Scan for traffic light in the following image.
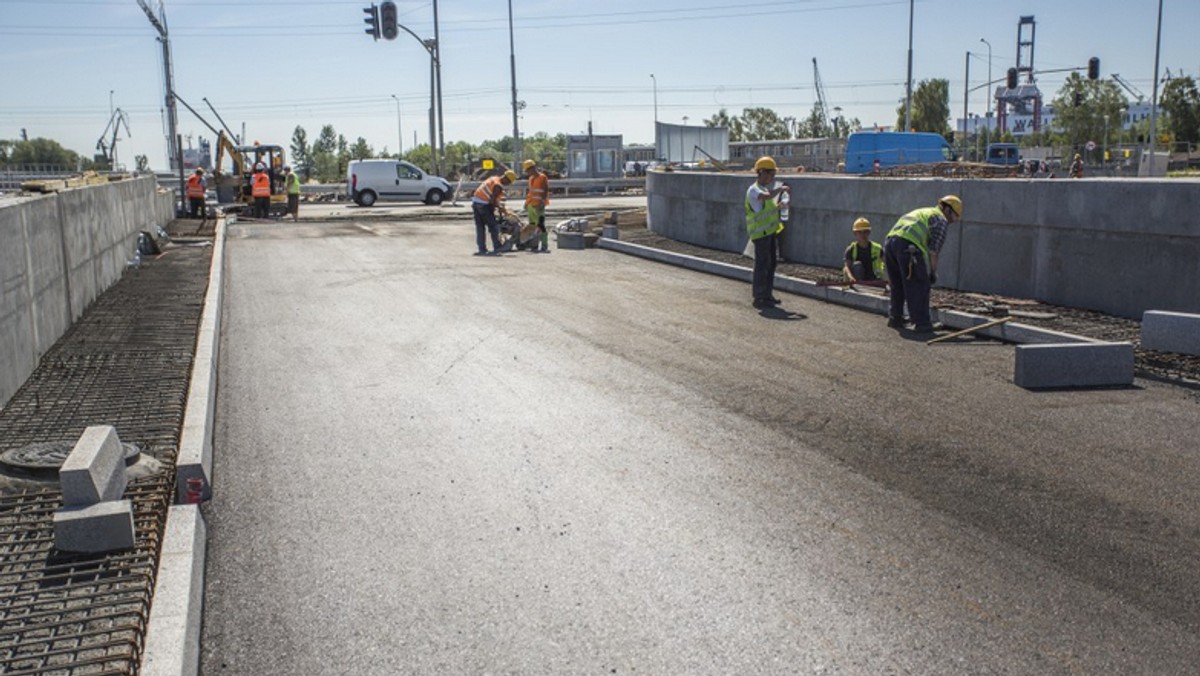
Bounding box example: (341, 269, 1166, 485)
(380, 1, 398, 40)
(1087, 57, 1100, 80)
(1006, 68, 1018, 89)
(363, 4, 380, 41)
(1073, 91, 1083, 107)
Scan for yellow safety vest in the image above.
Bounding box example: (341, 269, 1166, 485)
(744, 184, 784, 241)
(844, 240, 884, 279)
(886, 207, 940, 259)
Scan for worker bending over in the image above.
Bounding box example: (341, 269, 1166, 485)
(883, 195, 962, 333)
(842, 217, 883, 283)
(523, 159, 551, 253)
(472, 170, 516, 255)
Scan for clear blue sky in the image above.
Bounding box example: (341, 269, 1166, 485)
(2, 0, 1195, 170)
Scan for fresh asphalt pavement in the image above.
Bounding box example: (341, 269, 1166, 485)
(201, 205, 1200, 674)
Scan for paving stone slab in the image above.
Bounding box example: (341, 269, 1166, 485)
(1014, 342, 1135, 389)
(60, 425, 127, 506)
(53, 499, 136, 553)
(1141, 311, 1200, 356)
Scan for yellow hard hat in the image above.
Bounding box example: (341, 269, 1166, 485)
(852, 217, 871, 232)
(753, 156, 777, 172)
(503, 169, 517, 182)
(521, 159, 536, 172)
(939, 194, 963, 218)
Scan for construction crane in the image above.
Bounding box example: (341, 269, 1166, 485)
(1111, 73, 1146, 103)
(95, 108, 131, 169)
(812, 58, 831, 137)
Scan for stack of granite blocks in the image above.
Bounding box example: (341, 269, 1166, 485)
(53, 425, 136, 553)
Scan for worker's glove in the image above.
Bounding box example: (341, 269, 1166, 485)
(930, 272, 938, 285)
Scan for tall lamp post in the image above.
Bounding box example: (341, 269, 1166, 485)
(979, 37, 992, 132)
(390, 94, 403, 157)
(507, 0, 521, 169)
(903, 0, 914, 132)
(650, 74, 658, 123)
(1146, 0, 1164, 174)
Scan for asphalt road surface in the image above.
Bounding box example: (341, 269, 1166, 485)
(202, 207, 1200, 674)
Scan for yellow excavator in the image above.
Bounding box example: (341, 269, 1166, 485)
(213, 130, 288, 216)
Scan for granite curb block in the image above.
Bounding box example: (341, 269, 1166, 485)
(60, 424, 128, 506)
(1141, 310, 1200, 356)
(1014, 342, 1136, 389)
(176, 217, 226, 504)
(141, 504, 207, 676)
(597, 238, 1092, 346)
(142, 218, 225, 675)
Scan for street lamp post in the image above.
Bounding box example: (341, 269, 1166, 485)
(390, 94, 403, 157)
(650, 74, 658, 123)
(1147, 0, 1164, 174)
(979, 37, 992, 123)
(903, 0, 914, 131)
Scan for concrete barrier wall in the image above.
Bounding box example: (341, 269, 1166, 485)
(0, 177, 174, 408)
(647, 171, 1200, 319)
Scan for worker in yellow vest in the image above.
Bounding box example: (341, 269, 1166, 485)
(843, 217, 884, 283)
(251, 162, 271, 219)
(185, 168, 207, 220)
(472, 170, 516, 255)
(523, 159, 551, 253)
(744, 156, 790, 309)
(883, 195, 962, 333)
(283, 165, 301, 222)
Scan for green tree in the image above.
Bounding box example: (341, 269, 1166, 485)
(350, 137, 373, 160)
(5, 138, 80, 168)
(739, 107, 789, 141)
(1161, 76, 1200, 146)
(704, 108, 746, 141)
(290, 126, 311, 180)
(309, 125, 339, 181)
(1050, 73, 1128, 154)
(798, 102, 831, 138)
(895, 78, 951, 136)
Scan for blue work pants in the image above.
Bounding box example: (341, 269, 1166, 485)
(884, 236, 932, 326)
(752, 233, 778, 302)
(472, 202, 501, 253)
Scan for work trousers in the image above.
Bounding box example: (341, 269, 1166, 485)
(527, 205, 547, 249)
(751, 233, 778, 302)
(188, 197, 204, 219)
(884, 236, 931, 326)
(472, 202, 502, 253)
(254, 196, 270, 219)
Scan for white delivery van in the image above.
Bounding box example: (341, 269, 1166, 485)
(346, 159, 452, 206)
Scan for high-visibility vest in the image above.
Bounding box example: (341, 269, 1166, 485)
(525, 172, 549, 208)
(251, 172, 271, 198)
(744, 184, 783, 241)
(473, 176, 504, 205)
(844, 240, 884, 278)
(286, 173, 301, 195)
(186, 174, 205, 198)
(886, 207, 940, 259)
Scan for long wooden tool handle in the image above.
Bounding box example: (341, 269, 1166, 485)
(926, 316, 1012, 345)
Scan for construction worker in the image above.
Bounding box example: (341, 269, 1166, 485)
(842, 217, 884, 283)
(523, 159, 550, 253)
(185, 168, 207, 220)
(251, 162, 271, 219)
(283, 165, 301, 222)
(1070, 153, 1084, 178)
(471, 169, 516, 255)
(883, 195, 962, 333)
(745, 156, 790, 309)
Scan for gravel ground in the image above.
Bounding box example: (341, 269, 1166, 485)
(612, 221, 1200, 389)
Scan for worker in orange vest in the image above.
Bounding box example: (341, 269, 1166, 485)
(471, 169, 516, 255)
(251, 162, 271, 219)
(522, 159, 551, 253)
(185, 168, 207, 220)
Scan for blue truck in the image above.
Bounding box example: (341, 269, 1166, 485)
(844, 131, 955, 174)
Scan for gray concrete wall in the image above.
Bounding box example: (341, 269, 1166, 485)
(647, 171, 1200, 319)
(0, 176, 174, 408)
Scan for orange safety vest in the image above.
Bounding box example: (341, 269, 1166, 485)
(473, 176, 504, 205)
(186, 174, 205, 198)
(251, 171, 271, 198)
(525, 172, 549, 208)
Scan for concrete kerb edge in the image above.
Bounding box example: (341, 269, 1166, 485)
(596, 238, 1094, 345)
(141, 217, 225, 675)
(176, 217, 226, 504)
